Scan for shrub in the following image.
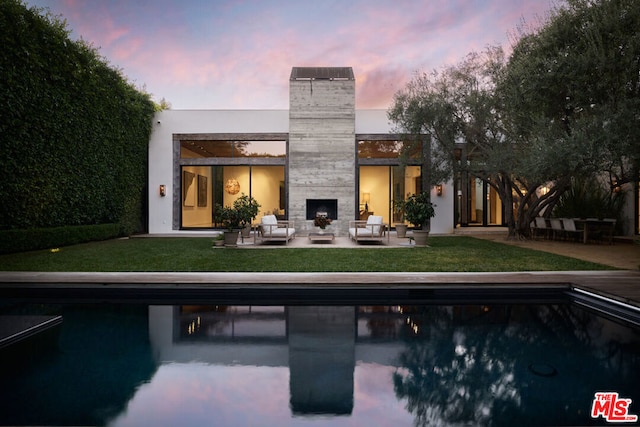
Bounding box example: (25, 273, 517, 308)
(553, 177, 626, 230)
(0, 224, 122, 254)
(0, 1, 155, 240)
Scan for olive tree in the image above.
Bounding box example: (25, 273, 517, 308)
(389, 47, 547, 239)
(500, 0, 640, 228)
(390, 0, 640, 238)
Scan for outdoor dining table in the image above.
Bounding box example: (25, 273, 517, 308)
(574, 218, 616, 244)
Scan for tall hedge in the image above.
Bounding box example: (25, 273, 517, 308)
(0, 0, 155, 237)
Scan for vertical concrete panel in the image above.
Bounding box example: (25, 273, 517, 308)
(289, 74, 356, 235)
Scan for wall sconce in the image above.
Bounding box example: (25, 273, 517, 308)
(159, 185, 166, 197)
(362, 193, 370, 211)
(435, 184, 443, 197)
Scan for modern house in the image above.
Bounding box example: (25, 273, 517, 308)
(148, 67, 639, 237)
(148, 66, 454, 236)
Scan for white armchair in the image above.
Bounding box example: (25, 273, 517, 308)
(348, 215, 389, 244)
(258, 215, 296, 245)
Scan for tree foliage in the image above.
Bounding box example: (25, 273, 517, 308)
(500, 0, 640, 235)
(0, 0, 155, 234)
(387, 65, 460, 189)
(504, 0, 640, 189)
(389, 47, 538, 238)
(389, 0, 639, 238)
(393, 304, 636, 426)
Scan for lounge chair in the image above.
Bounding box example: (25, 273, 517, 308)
(531, 217, 550, 240)
(560, 218, 585, 242)
(348, 215, 389, 244)
(549, 218, 563, 240)
(258, 215, 296, 245)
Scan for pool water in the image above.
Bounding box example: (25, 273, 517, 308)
(1, 302, 639, 426)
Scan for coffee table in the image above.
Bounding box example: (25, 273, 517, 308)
(308, 232, 335, 243)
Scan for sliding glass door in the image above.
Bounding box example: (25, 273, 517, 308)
(181, 165, 285, 229)
(358, 165, 421, 226)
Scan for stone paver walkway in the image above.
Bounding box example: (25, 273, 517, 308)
(469, 233, 640, 271)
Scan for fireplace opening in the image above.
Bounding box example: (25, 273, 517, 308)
(306, 199, 338, 220)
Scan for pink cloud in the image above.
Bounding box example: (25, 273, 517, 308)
(60, 3, 130, 49)
(99, 17, 129, 47)
(357, 66, 410, 109)
(27, 0, 560, 109)
(110, 36, 143, 62)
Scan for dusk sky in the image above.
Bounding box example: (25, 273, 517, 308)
(25, 0, 558, 110)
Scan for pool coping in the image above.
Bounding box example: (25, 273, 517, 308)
(1, 270, 639, 307)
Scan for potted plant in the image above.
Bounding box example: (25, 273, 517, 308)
(404, 192, 436, 247)
(393, 198, 408, 238)
(213, 233, 225, 247)
(234, 194, 261, 238)
(214, 194, 261, 246)
(214, 204, 242, 246)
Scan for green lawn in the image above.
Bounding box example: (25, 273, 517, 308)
(0, 236, 613, 272)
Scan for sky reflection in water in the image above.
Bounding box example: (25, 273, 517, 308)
(109, 362, 412, 426)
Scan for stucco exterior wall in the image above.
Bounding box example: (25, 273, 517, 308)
(355, 109, 394, 134)
(148, 110, 288, 234)
(148, 107, 454, 235)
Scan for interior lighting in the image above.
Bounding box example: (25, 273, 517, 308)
(362, 193, 370, 211)
(611, 181, 620, 193)
(225, 179, 240, 195)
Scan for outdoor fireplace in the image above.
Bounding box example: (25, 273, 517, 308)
(306, 199, 338, 220)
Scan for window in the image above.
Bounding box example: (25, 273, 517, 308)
(181, 165, 285, 228)
(181, 141, 285, 158)
(177, 135, 288, 229)
(358, 165, 421, 225)
(358, 140, 422, 160)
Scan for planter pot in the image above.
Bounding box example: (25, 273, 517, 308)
(395, 224, 408, 238)
(412, 230, 430, 247)
(223, 230, 240, 247)
(241, 224, 251, 238)
(213, 239, 224, 247)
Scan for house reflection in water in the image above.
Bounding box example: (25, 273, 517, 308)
(148, 305, 368, 416)
(287, 306, 355, 415)
(4, 302, 638, 426)
(145, 302, 640, 425)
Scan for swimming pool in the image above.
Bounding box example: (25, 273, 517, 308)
(1, 293, 639, 426)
